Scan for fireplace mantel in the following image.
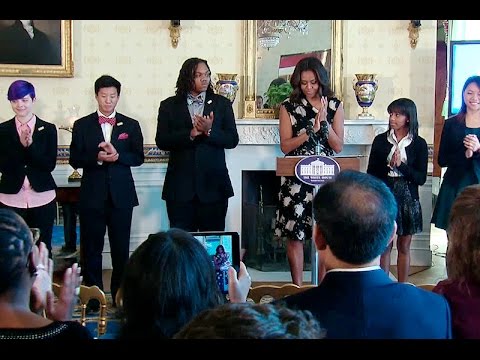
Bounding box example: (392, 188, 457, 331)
(235, 119, 389, 146)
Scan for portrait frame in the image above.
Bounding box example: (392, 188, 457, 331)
(0, 20, 73, 78)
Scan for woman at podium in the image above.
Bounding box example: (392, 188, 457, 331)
(274, 56, 345, 286)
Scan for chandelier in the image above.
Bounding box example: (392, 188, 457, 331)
(258, 20, 309, 50)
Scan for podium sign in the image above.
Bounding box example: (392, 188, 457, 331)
(294, 155, 341, 186)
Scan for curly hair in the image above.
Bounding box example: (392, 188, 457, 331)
(174, 302, 326, 339)
(446, 184, 480, 283)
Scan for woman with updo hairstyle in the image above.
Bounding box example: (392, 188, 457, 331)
(0, 208, 91, 339)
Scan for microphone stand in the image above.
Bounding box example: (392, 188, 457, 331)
(307, 122, 328, 285)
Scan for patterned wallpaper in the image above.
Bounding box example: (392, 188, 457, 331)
(343, 20, 436, 143)
(0, 20, 435, 144)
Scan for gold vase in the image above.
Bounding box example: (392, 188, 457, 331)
(214, 73, 240, 103)
(352, 74, 378, 119)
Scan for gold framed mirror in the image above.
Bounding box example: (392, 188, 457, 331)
(242, 20, 344, 119)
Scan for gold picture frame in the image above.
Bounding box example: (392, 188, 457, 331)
(242, 20, 343, 119)
(0, 20, 73, 78)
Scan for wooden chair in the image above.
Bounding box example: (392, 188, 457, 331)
(247, 283, 317, 304)
(52, 282, 108, 336)
(417, 283, 436, 291)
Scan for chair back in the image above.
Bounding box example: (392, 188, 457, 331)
(52, 282, 108, 336)
(247, 283, 316, 304)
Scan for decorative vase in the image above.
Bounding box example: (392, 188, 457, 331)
(214, 73, 240, 103)
(352, 74, 378, 119)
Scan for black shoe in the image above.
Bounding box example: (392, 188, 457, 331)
(85, 299, 100, 314)
(61, 245, 77, 253)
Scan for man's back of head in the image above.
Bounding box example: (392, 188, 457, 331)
(313, 169, 398, 265)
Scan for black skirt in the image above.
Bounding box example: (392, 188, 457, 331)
(387, 177, 423, 236)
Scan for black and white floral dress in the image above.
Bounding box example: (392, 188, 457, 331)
(274, 96, 341, 242)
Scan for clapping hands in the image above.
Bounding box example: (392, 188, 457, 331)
(464, 134, 479, 158)
(30, 242, 83, 321)
(98, 141, 119, 162)
(313, 96, 328, 133)
(193, 111, 214, 135)
(389, 148, 401, 168)
(20, 125, 32, 147)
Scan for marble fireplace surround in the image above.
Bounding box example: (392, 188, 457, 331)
(52, 118, 433, 268)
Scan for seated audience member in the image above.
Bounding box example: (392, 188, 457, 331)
(0, 208, 93, 340)
(174, 302, 325, 339)
(433, 184, 480, 339)
(118, 228, 251, 339)
(281, 170, 452, 339)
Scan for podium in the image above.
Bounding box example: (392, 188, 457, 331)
(276, 156, 361, 176)
(276, 155, 361, 284)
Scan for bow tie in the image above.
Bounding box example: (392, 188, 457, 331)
(98, 116, 116, 126)
(187, 95, 204, 106)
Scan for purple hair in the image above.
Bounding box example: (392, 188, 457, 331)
(7, 80, 36, 101)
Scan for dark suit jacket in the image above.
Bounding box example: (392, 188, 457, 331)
(281, 269, 452, 339)
(0, 117, 57, 194)
(437, 115, 480, 189)
(69, 112, 144, 209)
(155, 92, 239, 203)
(0, 20, 59, 65)
(367, 131, 428, 200)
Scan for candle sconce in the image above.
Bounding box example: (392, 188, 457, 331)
(408, 20, 421, 49)
(169, 20, 181, 48)
(59, 105, 82, 182)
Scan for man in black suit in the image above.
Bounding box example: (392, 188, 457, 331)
(156, 57, 239, 231)
(0, 80, 57, 254)
(69, 75, 144, 309)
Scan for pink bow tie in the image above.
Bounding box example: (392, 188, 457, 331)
(98, 116, 116, 126)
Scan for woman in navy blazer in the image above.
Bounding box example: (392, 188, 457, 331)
(432, 75, 480, 231)
(0, 80, 57, 253)
(367, 98, 428, 283)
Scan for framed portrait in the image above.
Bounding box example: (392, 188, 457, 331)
(0, 20, 73, 78)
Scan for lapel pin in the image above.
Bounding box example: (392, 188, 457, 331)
(117, 122, 123, 126)
(207, 100, 212, 105)
(38, 126, 44, 131)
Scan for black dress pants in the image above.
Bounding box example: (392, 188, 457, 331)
(79, 199, 133, 304)
(0, 199, 56, 254)
(166, 195, 228, 232)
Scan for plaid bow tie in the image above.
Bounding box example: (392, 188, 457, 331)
(187, 95, 204, 106)
(98, 116, 116, 126)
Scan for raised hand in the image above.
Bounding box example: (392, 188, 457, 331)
(45, 263, 82, 321)
(30, 242, 53, 313)
(227, 261, 252, 303)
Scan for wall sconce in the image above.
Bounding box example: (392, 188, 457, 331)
(408, 20, 421, 49)
(169, 20, 181, 48)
